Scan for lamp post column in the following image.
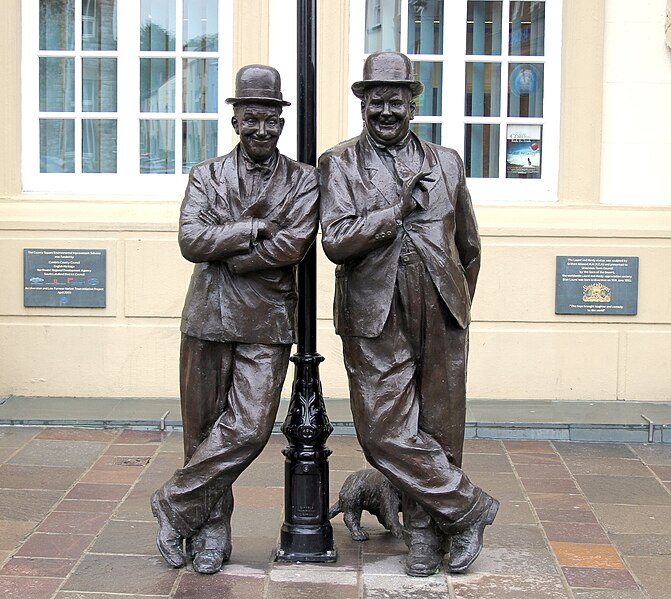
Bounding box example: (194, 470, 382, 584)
(276, 0, 336, 563)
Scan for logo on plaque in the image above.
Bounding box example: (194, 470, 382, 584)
(582, 283, 611, 303)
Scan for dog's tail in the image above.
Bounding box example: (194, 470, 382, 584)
(328, 501, 341, 520)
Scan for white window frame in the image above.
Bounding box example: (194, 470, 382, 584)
(348, 0, 562, 202)
(22, 0, 233, 196)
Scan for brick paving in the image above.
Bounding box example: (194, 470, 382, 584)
(0, 427, 670, 598)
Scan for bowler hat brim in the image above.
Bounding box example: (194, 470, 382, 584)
(225, 96, 291, 106)
(351, 80, 424, 99)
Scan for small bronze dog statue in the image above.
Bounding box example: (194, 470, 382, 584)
(329, 469, 402, 541)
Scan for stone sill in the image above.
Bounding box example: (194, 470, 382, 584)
(1, 196, 671, 238)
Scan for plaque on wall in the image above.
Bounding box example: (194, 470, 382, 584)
(24, 249, 106, 308)
(555, 256, 639, 315)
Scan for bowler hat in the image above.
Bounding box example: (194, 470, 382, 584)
(225, 64, 291, 106)
(351, 52, 424, 99)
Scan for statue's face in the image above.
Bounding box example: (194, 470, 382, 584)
(362, 86, 415, 146)
(232, 103, 284, 162)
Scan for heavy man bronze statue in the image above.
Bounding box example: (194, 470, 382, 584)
(319, 52, 498, 576)
(151, 65, 319, 574)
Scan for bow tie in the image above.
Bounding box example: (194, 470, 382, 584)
(245, 161, 273, 175)
(239, 149, 276, 175)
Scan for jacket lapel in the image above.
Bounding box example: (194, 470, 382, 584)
(412, 139, 440, 211)
(359, 134, 398, 206)
(210, 148, 241, 219)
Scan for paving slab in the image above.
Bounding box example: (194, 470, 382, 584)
(1, 427, 668, 598)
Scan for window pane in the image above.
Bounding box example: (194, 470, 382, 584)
(365, 0, 401, 52)
(40, 119, 75, 173)
(506, 124, 541, 178)
(183, 59, 218, 113)
(508, 63, 543, 117)
(465, 62, 501, 117)
(82, 58, 117, 112)
(183, 0, 218, 51)
(183, 120, 217, 173)
(465, 123, 499, 178)
(140, 0, 176, 51)
(82, 0, 118, 51)
(39, 58, 75, 112)
(83, 119, 117, 173)
(140, 58, 176, 112)
(40, 0, 74, 51)
(140, 120, 175, 173)
(412, 61, 442, 116)
(408, 0, 443, 54)
(467, 1, 502, 55)
(411, 122, 441, 144)
(509, 1, 545, 56)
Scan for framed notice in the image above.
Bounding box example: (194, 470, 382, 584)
(555, 256, 639, 315)
(24, 249, 106, 308)
(506, 124, 542, 179)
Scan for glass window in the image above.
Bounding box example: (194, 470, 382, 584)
(352, 0, 560, 199)
(25, 0, 232, 193)
(365, 0, 401, 52)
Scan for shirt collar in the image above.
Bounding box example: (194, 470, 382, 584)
(238, 145, 278, 174)
(365, 128, 414, 154)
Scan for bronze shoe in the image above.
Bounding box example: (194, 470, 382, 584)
(404, 542, 443, 577)
(192, 549, 226, 574)
(150, 492, 186, 568)
(447, 495, 499, 573)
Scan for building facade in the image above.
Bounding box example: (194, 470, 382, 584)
(1, 0, 670, 402)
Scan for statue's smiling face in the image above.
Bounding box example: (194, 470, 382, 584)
(232, 103, 284, 162)
(362, 86, 415, 146)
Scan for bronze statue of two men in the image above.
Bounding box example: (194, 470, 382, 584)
(151, 52, 498, 578)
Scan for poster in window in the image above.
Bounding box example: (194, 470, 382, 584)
(506, 124, 541, 178)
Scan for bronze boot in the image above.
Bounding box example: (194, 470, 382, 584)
(447, 495, 499, 573)
(150, 493, 186, 568)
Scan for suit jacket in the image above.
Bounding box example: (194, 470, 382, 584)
(179, 147, 319, 344)
(319, 132, 480, 338)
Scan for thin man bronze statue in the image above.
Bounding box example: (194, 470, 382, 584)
(319, 52, 498, 576)
(151, 65, 319, 574)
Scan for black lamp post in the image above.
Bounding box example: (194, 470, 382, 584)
(276, 0, 337, 563)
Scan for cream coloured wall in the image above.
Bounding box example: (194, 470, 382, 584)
(1, 0, 670, 402)
(600, 0, 671, 205)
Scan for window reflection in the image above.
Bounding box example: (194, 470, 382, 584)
(509, 1, 545, 56)
(40, 119, 75, 173)
(408, 0, 443, 54)
(140, 0, 176, 51)
(83, 119, 117, 173)
(366, 0, 401, 52)
(183, 59, 218, 113)
(183, 0, 218, 51)
(412, 61, 442, 116)
(183, 121, 217, 172)
(140, 58, 176, 112)
(508, 63, 543, 117)
(82, 0, 117, 51)
(40, 58, 75, 112)
(465, 123, 500, 178)
(411, 122, 441, 144)
(40, 0, 75, 51)
(467, 1, 502, 55)
(83, 58, 117, 112)
(140, 120, 175, 173)
(465, 62, 501, 117)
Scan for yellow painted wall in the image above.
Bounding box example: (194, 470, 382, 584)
(1, 0, 670, 402)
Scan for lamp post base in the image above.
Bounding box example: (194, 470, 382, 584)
(276, 353, 337, 562)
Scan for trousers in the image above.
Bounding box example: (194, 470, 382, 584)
(341, 244, 486, 542)
(156, 334, 291, 538)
